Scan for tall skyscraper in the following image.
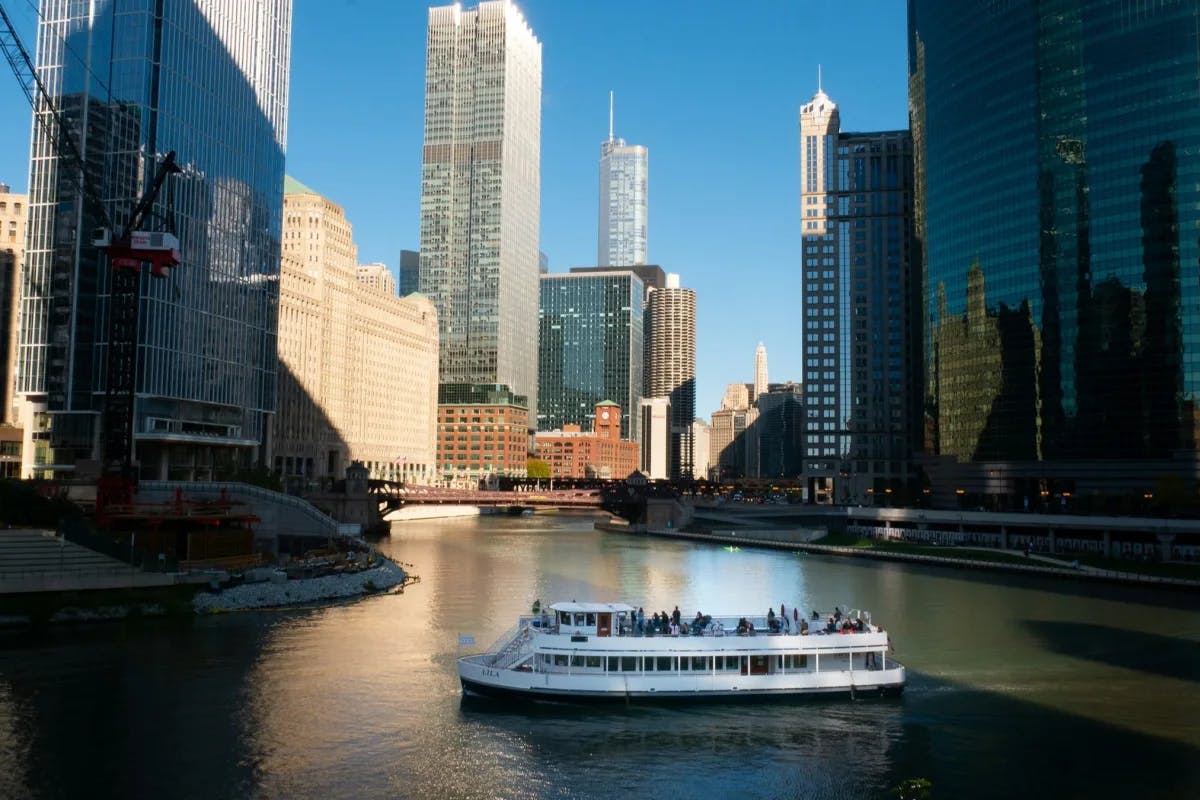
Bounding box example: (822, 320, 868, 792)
(911, 0, 1200, 511)
(17, 1, 292, 480)
(598, 93, 648, 267)
(644, 274, 696, 479)
(754, 342, 768, 402)
(538, 270, 644, 441)
(419, 1, 542, 420)
(799, 85, 914, 505)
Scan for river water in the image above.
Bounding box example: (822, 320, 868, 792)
(1, 513, 1199, 799)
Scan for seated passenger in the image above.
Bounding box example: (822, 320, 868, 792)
(800, 619, 809, 635)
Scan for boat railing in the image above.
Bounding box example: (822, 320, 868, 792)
(626, 610, 878, 637)
(486, 615, 540, 668)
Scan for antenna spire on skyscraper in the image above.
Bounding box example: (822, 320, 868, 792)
(608, 90, 614, 142)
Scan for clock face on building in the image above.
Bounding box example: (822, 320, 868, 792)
(601, 411, 610, 420)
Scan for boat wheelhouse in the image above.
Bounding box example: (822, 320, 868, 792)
(457, 601, 905, 701)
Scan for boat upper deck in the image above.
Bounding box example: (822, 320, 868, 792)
(519, 602, 885, 651)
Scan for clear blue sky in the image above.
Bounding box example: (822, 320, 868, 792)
(0, 0, 909, 419)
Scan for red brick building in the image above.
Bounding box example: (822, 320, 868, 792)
(436, 385, 529, 486)
(535, 401, 639, 479)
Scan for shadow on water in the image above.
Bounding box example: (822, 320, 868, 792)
(454, 669, 1200, 800)
(1022, 619, 1200, 684)
(0, 617, 271, 800)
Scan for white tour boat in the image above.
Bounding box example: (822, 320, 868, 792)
(457, 601, 905, 702)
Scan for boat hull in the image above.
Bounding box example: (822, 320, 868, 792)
(460, 677, 904, 704)
(458, 657, 905, 704)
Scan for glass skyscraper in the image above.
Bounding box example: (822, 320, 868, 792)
(538, 270, 644, 441)
(911, 0, 1200, 510)
(17, 1, 291, 479)
(799, 87, 915, 505)
(598, 95, 648, 267)
(419, 1, 542, 420)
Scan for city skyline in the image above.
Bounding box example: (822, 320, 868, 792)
(0, 1, 910, 419)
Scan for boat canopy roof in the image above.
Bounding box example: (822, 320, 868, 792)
(549, 602, 636, 614)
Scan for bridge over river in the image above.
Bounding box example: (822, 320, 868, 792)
(372, 486, 602, 514)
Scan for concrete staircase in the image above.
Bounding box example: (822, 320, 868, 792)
(0, 528, 183, 593)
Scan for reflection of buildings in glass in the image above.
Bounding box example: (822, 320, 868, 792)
(537, 270, 644, 441)
(932, 265, 1042, 462)
(16, 2, 290, 479)
(911, 0, 1200, 506)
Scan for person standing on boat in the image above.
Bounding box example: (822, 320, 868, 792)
(636, 607, 645, 634)
(672, 606, 681, 628)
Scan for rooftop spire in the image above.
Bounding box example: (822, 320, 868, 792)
(608, 90, 614, 142)
(818, 64, 822, 92)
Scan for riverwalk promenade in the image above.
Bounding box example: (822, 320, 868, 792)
(602, 523, 1200, 590)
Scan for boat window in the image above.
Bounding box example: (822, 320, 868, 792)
(718, 656, 740, 671)
(621, 656, 638, 672)
(570, 656, 586, 668)
(559, 611, 570, 625)
(573, 613, 586, 626)
(554, 654, 568, 667)
(585, 656, 602, 669)
(607, 656, 620, 672)
(655, 657, 673, 672)
(691, 656, 710, 671)
(678, 657, 689, 671)
(784, 654, 809, 669)
(586, 613, 596, 626)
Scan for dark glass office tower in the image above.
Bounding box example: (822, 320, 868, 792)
(17, 1, 291, 479)
(538, 271, 644, 441)
(910, 0, 1200, 510)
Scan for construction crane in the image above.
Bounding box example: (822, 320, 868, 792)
(0, 4, 182, 518)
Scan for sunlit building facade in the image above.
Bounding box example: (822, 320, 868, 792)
(16, 0, 292, 479)
(537, 270, 644, 441)
(644, 275, 696, 479)
(436, 384, 530, 485)
(272, 179, 439, 487)
(419, 1, 542, 419)
(799, 85, 914, 505)
(911, 0, 1200, 510)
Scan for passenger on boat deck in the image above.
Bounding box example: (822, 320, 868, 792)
(811, 609, 820, 620)
(531, 599, 541, 614)
(826, 616, 837, 633)
(782, 612, 791, 633)
(672, 606, 682, 627)
(767, 608, 778, 632)
(834, 607, 842, 621)
(637, 607, 645, 634)
(800, 619, 809, 635)
(793, 607, 799, 624)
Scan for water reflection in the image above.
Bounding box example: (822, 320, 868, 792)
(1, 516, 1198, 799)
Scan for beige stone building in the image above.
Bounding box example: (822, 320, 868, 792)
(273, 177, 439, 487)
(356, 262, 396, 296)
(0, 184, 25, 477)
